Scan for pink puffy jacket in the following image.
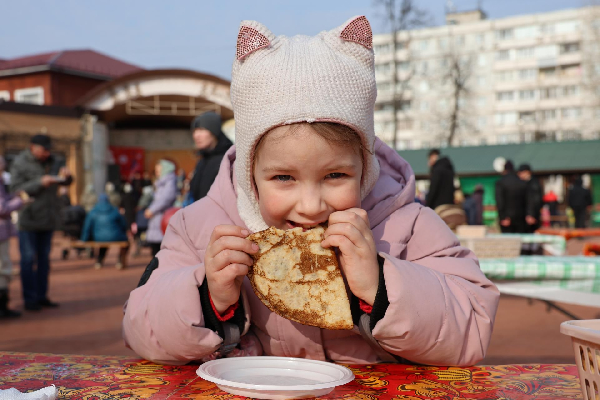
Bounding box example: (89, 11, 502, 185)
(123, 139, 499, 366)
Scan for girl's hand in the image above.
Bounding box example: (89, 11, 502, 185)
(321, 208, 379, 305)
(205, 225, 258, 314)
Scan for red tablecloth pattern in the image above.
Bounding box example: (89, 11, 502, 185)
(0, 352, 583, 399)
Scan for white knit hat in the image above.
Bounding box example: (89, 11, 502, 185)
(231, 16, 380, 232)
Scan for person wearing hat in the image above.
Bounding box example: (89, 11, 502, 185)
(188, 112, 233, 203)
(10, 134, 72, 311)
(517, 164, 543, 234)
(495, 160, 527, 233)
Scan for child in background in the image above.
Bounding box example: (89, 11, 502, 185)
(123, 16, 499, 366)
(0, 156, 25, 318)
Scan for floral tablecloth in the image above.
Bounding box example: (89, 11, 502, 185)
(0, 352, 583, 399)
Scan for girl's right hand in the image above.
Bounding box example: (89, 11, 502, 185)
(205, 225, 258, 314)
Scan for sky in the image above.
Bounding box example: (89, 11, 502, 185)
(0, 0, 587, 80)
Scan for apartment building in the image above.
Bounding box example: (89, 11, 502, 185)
(373, 7, 600, 149)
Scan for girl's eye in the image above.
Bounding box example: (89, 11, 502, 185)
(326, 172, 346, 179)
(275, 175, 293, 182)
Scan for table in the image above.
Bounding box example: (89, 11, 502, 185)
(536, 227, 600, 240)
(480, 256, 600, 316)
(0, 352, 584, 399)
(487, 233, 567, 256)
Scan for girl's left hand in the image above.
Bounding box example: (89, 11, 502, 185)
(321, 208, 379, 305)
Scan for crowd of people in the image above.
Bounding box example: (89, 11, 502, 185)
(422, 149, 594, 232)
(0, 110, 233, 320)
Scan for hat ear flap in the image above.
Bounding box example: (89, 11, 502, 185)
(339, 16, 373, 49)
(236, 22, 273, 60)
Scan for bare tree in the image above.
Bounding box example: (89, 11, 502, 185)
(373, 0, 431, 149)
(426, 46, 476, 147)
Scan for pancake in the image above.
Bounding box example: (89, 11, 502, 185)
(247, 226, 353, 330)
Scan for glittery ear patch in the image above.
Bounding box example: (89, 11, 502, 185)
(340, 16, 373, 49)
(236, 26, 271, 60)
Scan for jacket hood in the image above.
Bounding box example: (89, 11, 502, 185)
(192, 112, 233, 158)
(432, 156, 454, 173)
(207, 138, 415, 230)
(93, 194, 113, 212)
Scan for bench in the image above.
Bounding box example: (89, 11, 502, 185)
(71, 240, 130, 270)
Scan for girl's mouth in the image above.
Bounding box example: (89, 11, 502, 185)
(286, 220, 326, 231)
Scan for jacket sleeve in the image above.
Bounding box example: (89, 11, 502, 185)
(10, 163, 43, 196)
(122, 208, 250, 364)
(0, 194, 23, 218)
(80, 213, 93, 241)
(425, 170, 440, 208)
(147, 177, 177, 215)
(372, 206, 499, 366)
(495, 179, 506, 220)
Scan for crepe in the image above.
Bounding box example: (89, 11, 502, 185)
(247, 226, 353, 330)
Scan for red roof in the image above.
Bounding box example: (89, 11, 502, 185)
(0, 49, 143, 79)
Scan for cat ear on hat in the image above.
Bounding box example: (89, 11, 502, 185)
(339, 15, 373, 49)
(236, 20, 275, 60)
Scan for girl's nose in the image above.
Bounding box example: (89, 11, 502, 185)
(297, 186, 326, 218)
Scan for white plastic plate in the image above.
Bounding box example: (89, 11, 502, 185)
(196, 356, 355, 399)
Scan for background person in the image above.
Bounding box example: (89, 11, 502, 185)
(81, 194, 129, 269)
(518, 164, 543, 233)
(0, 156, 26, 319)
(495, 160, 527, 233)
(188, 112, 233, 203)
(567, 177, 593, 228)
(10, 134, 72, 311)
(144, 160, 178, 257)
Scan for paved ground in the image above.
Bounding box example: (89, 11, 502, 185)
(0, 235, 598, 365)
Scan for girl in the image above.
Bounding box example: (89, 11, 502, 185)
(144, 160, 177, 257)
(123, 16, 499, 366)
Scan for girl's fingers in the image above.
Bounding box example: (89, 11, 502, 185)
(211, 249, 254, 272)
(209, 225, 251, 247)
(323, 222, 367, 249)
(328, 209, 372, 239)
(321, 234, 354, 254)
(217, 263, 250, 283)
(208, 234, 258, 260)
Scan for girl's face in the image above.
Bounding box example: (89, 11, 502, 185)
(253, 125, 362, 230)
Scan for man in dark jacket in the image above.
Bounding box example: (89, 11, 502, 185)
(567, 177, 593, 228)
(10, 134, 72, 310)
(495, 160, 527, 233)
(188, 112, 233, 202)
(518, 164, 543, 233)
(426, 149, 456, 210)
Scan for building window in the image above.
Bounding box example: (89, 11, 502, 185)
(397, 119, 413, 130)
(495, 70, 514, 82)
(477, 76, 487, 87)
(540, 87, 558, 99)
(477, 117, 487, 129)
(375, 63, 391, 74)
(562, 107, 582, 119)
(539, 67, 557, 79)
(519, 68, 537, 80)
(560, 130, 582, 141)
(0, 91, 9, 101)
(540, 109, 557, 121)
(496, 50, 510, 61)
(516, 47, 535, 59)
(496, 91, 515, 102)
(519, 111, 536, 123)
(563, 85, 579, 97)
(561, 64, 581, 77)
(419, 81, 429, 93)
(475, 34, 485, 46)
(477, 96, 487, 107)
(478, 54, 487, 66)
(396, 61, 410, 72)
(495, 112, 518, 126)
(14, 87, 44, 105)
(376, 82, 392, 93)
(374, 43, 391, 54)
(420, 101, 429, 111)
(560, 42, 580, 54)
(419, 40, 429, 52)
(519, 89, 536, 101)
(497, 29, 514, 40)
